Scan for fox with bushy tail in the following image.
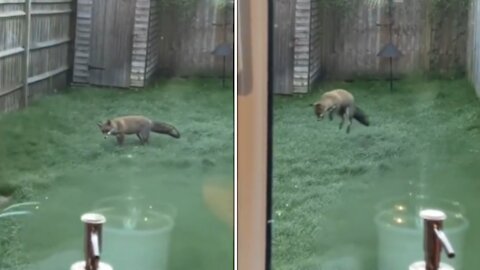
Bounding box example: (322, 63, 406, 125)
(311, 89, 369, 133)
(97, 115, 180, 145)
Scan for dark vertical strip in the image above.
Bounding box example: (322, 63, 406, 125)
(238, 0, 252, 95)
(67, 0, 76, 85)
(266, 0, 274, 269)
(23, 0, 31, 107)
(144, 0, 152, 87)
(307, 0, 312, 92)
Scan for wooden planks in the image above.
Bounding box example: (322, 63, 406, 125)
(88, 0, 135, 87)
(72, 0, 93, 84)
(292, 0, 311, 93)
(156, 0, 234, 77)
(273, 0, 322, 94)
(87, 0, 107, 85)
(317, 0, 467, 80)
(0, 47, 24, 59)
(75, 0, 138, 87)
(0, 0, 25, 4)
(467, 0, 480, 97)
(0, 10, 25, 18)
(27, 65, 68, 84)
(130, 0, 150, 87)
(1, 0, 27, 108)
(273, 0, 470, 94)
(22, 0, 31, 106)
(0, 0, 73, 112)
(73, 0, 234, 88)
(308, 0, 321, 90)
(272, 0, 296, 94)
(30, 37, 70, 50)
(144, 0, 160, 85)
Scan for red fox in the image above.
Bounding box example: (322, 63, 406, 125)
(97, 115, 180, 145)
(311, 89, 369, 133)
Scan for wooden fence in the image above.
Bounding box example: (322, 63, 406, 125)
(273, 0, 469, 94)
(272, 0, 296, 94)
(156, 0, 234, 77)
(0, 0, 74, 112)
(468, 0, 480, 97)
(1, 0, 232, 113)
(318, 0, 468, 80)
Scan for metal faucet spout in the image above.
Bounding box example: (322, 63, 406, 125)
(433, 227, 455, 258)
(91, 232, 100, 257)
(81, 213, 106, 270)
(419, 209, 455, 270)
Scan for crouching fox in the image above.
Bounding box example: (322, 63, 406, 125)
(311, 89, 369, 133)
(97, 115, 180, 145)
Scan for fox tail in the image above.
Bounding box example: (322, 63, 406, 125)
(353, 106, 370, 126)
(151, 121, 181, 138)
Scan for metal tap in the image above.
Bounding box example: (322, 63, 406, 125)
(81, 213, 106, 270)
(420, 209, 455, 270)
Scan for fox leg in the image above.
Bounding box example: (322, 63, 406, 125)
(116, 134, 125, 145)
(346, 107, 353, 134)
(339, 111, 345, 130)
(144, 130, 150, 144)
(136, 133, 147, 144)
(346, 117, 353, 133)
(138, 127, 150, 145)
(328, 106, 337, 121)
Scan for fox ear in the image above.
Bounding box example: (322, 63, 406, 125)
(106, 120, 111, 125)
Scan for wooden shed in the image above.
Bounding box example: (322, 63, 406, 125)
(72, 0, 160, 88)
(273, 0, 321, 94)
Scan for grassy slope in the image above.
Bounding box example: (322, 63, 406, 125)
(272, 78, 480, 270)
(0, 78, 233, 268)
(0, 78, 233, 193)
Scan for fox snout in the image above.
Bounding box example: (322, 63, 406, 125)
(97, 121, 113, 138)
(314, 107, 325, 120)
(316, 111, 325, 121)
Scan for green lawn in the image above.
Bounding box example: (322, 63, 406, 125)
(0, 78, 233, 269)
(272, 77, 480, 270)
(0, 78, 233, 193)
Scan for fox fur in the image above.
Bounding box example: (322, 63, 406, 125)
(311, 89, 369, 133)
(97, 115, 180, 145)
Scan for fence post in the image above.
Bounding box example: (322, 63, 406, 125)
(22, 0, 31, 107)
